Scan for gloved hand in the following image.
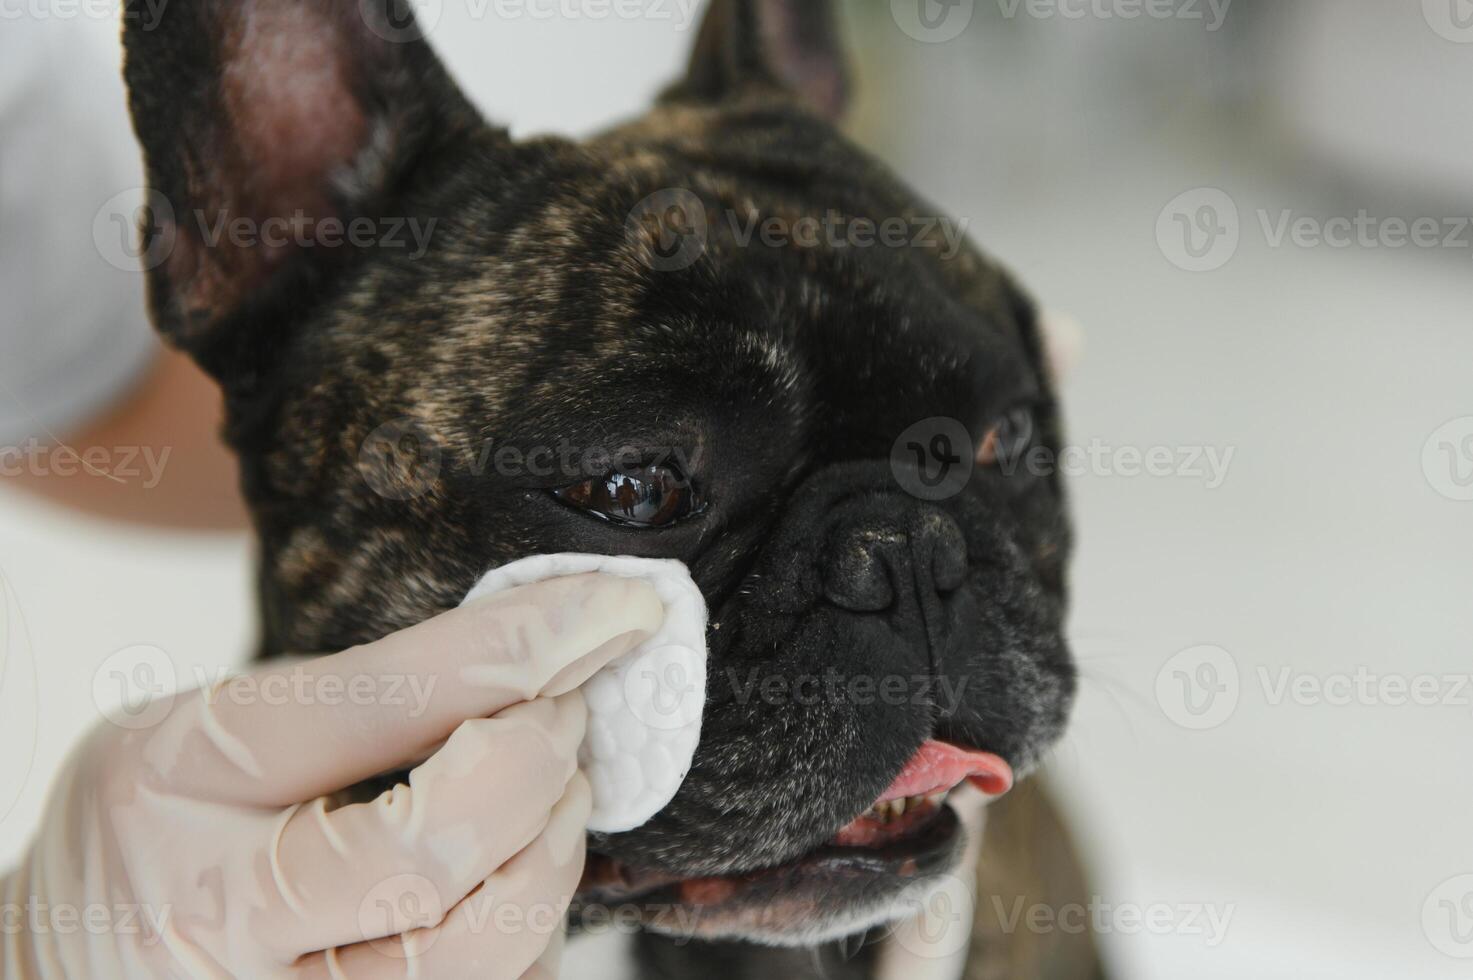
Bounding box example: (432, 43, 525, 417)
(2, 572, 664, 980)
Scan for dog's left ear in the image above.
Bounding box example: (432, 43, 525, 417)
(673, 0, 850, 120)
(122, 0, 484, 390)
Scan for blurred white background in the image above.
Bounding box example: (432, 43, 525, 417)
(2, 2, 1471, 977)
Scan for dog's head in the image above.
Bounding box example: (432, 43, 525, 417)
(124, 0, 1074, 947)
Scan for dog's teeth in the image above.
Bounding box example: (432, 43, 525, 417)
(863, 792, 949, 825)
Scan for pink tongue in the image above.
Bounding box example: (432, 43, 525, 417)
(875, 740, 1014, 803)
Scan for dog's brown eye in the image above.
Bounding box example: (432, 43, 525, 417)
(552, 465, 702, 528)
(977, 408, 1036, 466)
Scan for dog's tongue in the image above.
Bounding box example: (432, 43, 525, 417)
(876, 739, 1014, 803)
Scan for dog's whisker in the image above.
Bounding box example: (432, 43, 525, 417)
(1073, 668, 1154, 724)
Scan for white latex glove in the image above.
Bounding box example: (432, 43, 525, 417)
(1, 573, 664, 980)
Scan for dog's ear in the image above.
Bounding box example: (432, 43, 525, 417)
(674, 0, 850, 120)
(122, 0, 484, 388)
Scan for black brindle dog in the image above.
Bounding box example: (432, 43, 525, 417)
(123, 0, 1104, 976)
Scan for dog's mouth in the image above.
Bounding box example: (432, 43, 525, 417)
(829, 739, 1013, 846)
(575, 741, 1012, 939)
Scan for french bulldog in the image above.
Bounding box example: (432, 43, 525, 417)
(122, 0, 1104, 976)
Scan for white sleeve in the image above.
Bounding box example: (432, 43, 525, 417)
(0, 17, 159, 447)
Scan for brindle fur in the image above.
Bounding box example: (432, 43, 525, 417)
(123, 0, 1104, 975)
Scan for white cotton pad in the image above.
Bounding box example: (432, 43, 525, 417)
(461, 554, 708, 833)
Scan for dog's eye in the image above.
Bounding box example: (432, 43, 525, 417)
(976, 407, 1036, 466)
(551, 465, 703, 528)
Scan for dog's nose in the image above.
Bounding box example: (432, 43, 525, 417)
(823, 509, 967, 612)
